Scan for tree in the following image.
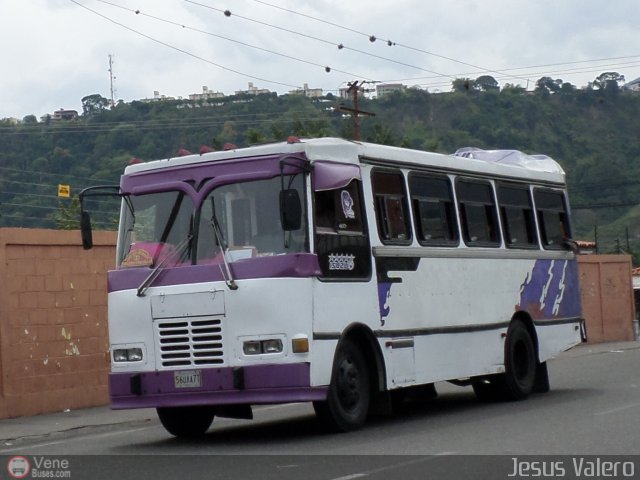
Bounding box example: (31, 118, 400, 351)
(22, 114, 38, 124)
(475, 75, 499, 92)
(452, 78, 476, 93)
(535, 77, 562, 95)
(54, 197, 81, 230)
(81, 94, 109, 116)
(590, 72, 625, 91)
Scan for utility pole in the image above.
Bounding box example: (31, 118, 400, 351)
(108, 54, 117, 109)
(338, 81, 376, 141)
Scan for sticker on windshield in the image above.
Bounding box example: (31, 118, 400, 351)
(328, 253, 355, 271)
(341, 190, 355, 219)
(121, 248, 153, 268)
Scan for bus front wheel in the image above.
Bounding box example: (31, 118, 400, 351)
(313, 338, 370, 432)
(157, 406, 215, 437)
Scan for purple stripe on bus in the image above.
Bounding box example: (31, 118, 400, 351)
(108, 253, 322, 292)
(109, 363, 328, 409)
(312, 160, 361, 191)
(121, 154, 308, 205)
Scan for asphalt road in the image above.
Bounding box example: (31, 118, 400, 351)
(1, 342, 639, 479)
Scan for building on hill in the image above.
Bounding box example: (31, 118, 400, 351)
(376, 83, 406, 97)
(288, 83, 323, 98)
(40, 109, 78, 122)
(189, 86, 225, 101)
(235, 82, 270, 96)
(623, 77, 640, 92)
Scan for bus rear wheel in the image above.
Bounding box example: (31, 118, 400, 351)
(473, 320, 536, 401)
(156, 406, 215, 437)
(313, 338, 370, 432)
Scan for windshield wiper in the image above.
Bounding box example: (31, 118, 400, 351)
(136, 234, 192, 297)
(210, 214, 238, 290)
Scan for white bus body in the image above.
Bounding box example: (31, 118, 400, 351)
(85, 138, 583, 435)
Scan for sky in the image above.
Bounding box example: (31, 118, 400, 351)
(1, 0, 639, 119)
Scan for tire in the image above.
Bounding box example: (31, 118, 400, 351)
(156, 406, 215, 438)
(472, 321, 536, 402)
(533, 361, 550, 393)
(313, 338, 370, 432)
(502, 320, 536, 400)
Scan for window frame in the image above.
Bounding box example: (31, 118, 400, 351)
(497, 183, 539, 250)
(456, 178, 501, 248)
(408, 172, 459, 247)
(371, 169, 412, 246)
(533, 188, 571, 251)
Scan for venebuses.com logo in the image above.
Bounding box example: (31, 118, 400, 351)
(7, 456, 30, 479)
(6, 455, 72, 478)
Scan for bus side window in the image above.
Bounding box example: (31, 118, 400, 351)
(534, 189, 570, 250)
(371, 170, 412, 245)
(498, 184, 538, 249)
(457, 179, 501, 247)
(409, 174, 458, 246)
(314, 180, 371, 280)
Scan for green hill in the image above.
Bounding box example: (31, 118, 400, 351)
(1, 76, 638, 259)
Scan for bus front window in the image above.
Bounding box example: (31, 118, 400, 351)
(117, 191, 194, 268)
(197, 176, 307, 263)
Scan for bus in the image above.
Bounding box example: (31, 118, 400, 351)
(80, 137, 584, 436)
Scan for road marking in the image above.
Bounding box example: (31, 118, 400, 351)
(0, 440, 64, 453)
(595, 401, 640, 416)
(327, 454, 454, 480)
(0, 425, 154, 454)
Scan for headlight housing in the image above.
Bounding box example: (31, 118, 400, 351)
(242, 339, 284, 355)
(112, 347, 144, 362)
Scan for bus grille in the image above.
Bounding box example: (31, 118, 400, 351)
(156, 318, 224, 367)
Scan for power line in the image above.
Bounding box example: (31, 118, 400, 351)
(69, 0, 301, 90)
(185, 0, 452, 79)
(94, 0, 368, 79)
(247, 0, 529, 83)
(249, 0, 640, 87)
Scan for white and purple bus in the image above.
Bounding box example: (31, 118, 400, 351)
(80, 137, 584, 436)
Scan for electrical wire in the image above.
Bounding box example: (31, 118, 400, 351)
(185, 0, 453, 79)
(69, 0, 301, 90)
(94, 0, 369, 79)
(248, 0, 640, 86)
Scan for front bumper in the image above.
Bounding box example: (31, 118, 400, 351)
(109, 362, 328, 409)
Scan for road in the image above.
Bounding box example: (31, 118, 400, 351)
(1, 342, 639, 479)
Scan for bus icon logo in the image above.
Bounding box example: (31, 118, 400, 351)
(7, 456, 30, 478)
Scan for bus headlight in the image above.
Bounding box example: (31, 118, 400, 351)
(262, 339, 283, 354)
(243, 341, 262, 355)
(113, 347, 144, 362)
(242, 339, 284, 355)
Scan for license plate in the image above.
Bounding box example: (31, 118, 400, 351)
(174, 370, 202, 389)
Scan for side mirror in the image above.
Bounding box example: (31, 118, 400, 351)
(81, 211, 93, 250)
(280, 189, 302, 231)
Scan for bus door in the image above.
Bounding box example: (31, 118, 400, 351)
(311, 162, 377, 346)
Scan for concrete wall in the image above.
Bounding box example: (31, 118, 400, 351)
(0, 228, 116, 419)
(578, 255, 636, 343)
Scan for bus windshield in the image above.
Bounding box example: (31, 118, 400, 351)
(118, 191, 194, 268)
(117, 175, 307, 269)
(197, 175, 307, 262)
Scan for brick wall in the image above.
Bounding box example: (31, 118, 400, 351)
(0, 228, 116, 419)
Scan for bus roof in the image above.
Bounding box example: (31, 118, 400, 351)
(123, 137, 566, 185)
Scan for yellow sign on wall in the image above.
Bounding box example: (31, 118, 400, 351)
(58, 184, 70, 198)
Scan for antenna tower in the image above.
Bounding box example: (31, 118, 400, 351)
(108, 54, 117, 108)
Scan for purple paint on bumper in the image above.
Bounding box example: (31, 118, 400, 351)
(109, 363, 328, 409)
